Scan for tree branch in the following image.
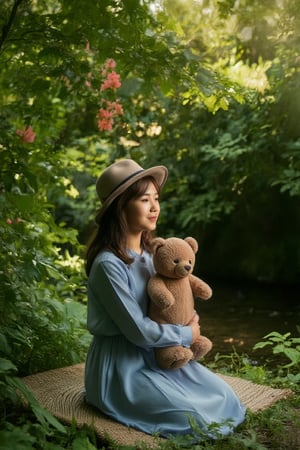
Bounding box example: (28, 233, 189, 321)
(0, 0, 25, 53)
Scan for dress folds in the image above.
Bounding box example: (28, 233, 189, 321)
(84, 249, 245, 439)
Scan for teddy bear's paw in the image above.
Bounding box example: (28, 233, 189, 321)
(195, 285, 212, 300)
(154, 294, 175, 309)
(156, 347, 193, 370)
(191, 336, 213, 359)
(169, 348, 193, 370)
(202, 287, 213, 299)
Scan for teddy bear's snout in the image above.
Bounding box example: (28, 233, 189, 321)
(174, 263, 192, 277)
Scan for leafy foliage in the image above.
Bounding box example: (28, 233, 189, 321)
(254, 330, 300, 385)
(1, 0, 300, 448)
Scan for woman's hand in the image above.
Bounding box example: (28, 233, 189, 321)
(188, 312, 201, 343)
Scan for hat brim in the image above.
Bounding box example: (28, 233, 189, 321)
(96, 165, 168, 220)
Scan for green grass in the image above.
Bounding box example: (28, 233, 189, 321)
(2, 393, 299, 450)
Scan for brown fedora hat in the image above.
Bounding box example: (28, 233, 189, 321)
(96, 159, 168, 216)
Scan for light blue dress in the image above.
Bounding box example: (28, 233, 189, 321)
(84, 249, 246, 439)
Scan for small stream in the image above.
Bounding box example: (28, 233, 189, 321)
(196, 282, 300, 363)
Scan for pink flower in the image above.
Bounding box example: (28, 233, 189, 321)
(101, 59, 117, 77)
(97, 118, 114, 131)
(104, 58, 116, 70)
(97, 58, 124, 132)
(97, 108, 114, 131)
(100, 71, 121, 91)
(6, 217, 23, 225)
(16, 125, 35, 143)
(98, 108, 114, 120)
(106, 101, 124, 116)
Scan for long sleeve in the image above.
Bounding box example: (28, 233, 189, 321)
(87, 251, 192, 349)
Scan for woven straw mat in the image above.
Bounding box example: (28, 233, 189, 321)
(22, 363, 292, 447)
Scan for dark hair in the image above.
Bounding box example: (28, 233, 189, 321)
(85, 175, 160, 275)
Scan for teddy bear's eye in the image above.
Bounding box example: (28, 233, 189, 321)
(189, 260, 192, 264)
(174, 258, 179, 264)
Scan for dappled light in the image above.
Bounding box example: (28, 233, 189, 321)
(1, 0, 300, 448)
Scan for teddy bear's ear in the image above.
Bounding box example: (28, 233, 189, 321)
(149, 237, 165, 254)
(184, 237, 198, 254)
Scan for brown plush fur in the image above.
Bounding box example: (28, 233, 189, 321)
(148, 237, 213, 370)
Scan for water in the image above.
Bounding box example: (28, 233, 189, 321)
(195, 282, 300, 362)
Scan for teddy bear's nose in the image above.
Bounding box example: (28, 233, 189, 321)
(184, 265, 191, 271)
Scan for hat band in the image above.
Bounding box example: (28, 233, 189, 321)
(102, 169, 144, 201)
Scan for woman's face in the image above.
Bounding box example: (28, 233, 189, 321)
(124, 181, 160, 234)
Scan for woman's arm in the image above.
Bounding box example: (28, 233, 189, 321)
(88, 258, 194, 349)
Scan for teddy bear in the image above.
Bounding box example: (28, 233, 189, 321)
(147, 236, 213, 370)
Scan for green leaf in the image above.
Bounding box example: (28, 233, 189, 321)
(7, 377, 66, 434)
(0, 334, 11, 355)
(280, 348, 300, 366)
(287, 373, 300, 383)
(0, 358, 17, 374)
(253, 341, 272, 350)
(72, 436, 98, 450)
(6, 193, 36, 213)
(0, 426, 37, 449)
(264, 332, 291, 342)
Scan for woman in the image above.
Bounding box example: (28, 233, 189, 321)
(84, 159, 245, 440)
